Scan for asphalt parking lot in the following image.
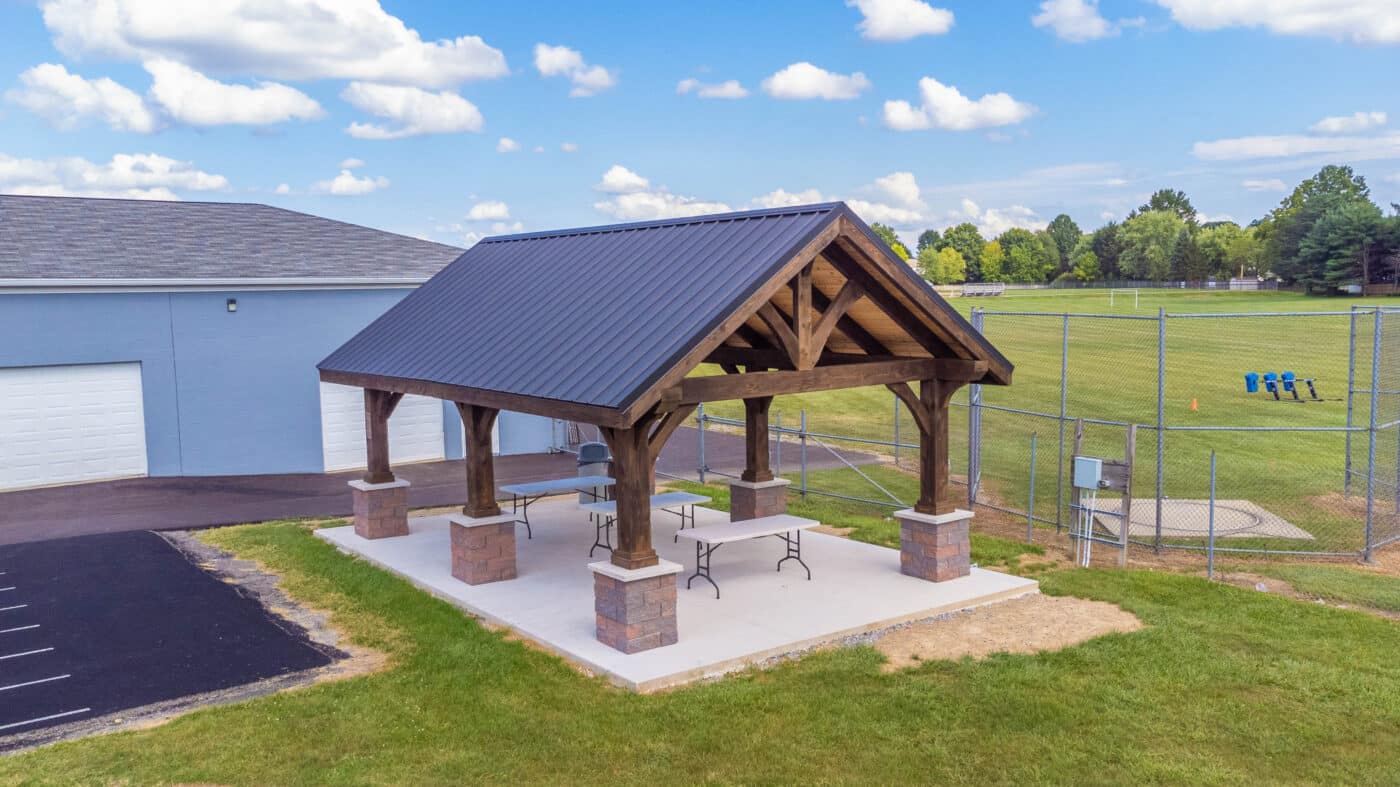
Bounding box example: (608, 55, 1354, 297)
(0, 531, 339, 746)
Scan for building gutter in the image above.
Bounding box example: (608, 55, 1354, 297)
(0, 277, 430, 294)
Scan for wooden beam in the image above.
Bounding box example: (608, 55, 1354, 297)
(670, 358, 942, 404)
(734, 323, 775, 351)
(808, 279, 864, 366)
(455, 403, 501, 518)
(321, 369, 630, 427)
(756, 302, 800, 368)
(886, 381, 931, 436)
(793, 263, 814, 369)
(824, 243, 955, 359)
(809, 278, 889, 357)
(705, 344, 901, 369)
(741, 397, 774, 482)
(647, 403, 697, 464)
(362, 389, 403, 484)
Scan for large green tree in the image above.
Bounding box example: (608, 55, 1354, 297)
(1090, 222, 1123, 279)
(937, 223, 986, 282)
(1297, 200, 1384, 290)
(1045, 214, 1082, 272)
(916, 229, 942, 253)
(1266, 166, 1373, 288)
(1118, 210, 1184, 280)
(871, 222, 911, 261)
(979, 240, 1005, 282)
(917, 246, 966, 284)
(1132, 189, 1197, 224)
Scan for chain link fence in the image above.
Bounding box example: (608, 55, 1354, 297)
(635, 306, 1399, 564)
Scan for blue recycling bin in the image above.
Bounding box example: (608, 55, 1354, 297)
(1244, 372, 1259, 393)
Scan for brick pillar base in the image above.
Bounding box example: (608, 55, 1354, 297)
(896, 508, 973, 582)
(449, 513, 518, 585)
(590, 560, 682, 653)
(730, 478, 790, 521)
(349, 479, 411, 539)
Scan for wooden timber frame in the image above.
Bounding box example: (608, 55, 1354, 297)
(322, 211, 1011, 571)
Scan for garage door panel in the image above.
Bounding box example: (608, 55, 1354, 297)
(0, 363, 149, 490)
(320, 383, 446, 472)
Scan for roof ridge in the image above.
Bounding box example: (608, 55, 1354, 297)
(480, 201, 847, 244)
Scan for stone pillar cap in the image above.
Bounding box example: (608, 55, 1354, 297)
(348, 478, 411, 492)
(589, 559, 684, 582)
(448, 512, 518, 528)
(894, 508, 974, 525)
(729, 477, 792, 489)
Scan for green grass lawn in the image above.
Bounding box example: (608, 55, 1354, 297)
(699, 289, 1398, 554)
(4, 518, 1400, 784)
(1252, 563, 1400, 613)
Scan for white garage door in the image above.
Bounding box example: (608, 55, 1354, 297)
(320, 382, 446, 472)
(0, 363, 149, 491)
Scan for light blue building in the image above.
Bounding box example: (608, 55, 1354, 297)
(0, 194, 555, 491)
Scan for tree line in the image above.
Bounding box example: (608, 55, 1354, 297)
(868, 165, 1400, 293)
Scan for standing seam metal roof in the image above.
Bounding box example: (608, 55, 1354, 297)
(319, 204, 844, 410)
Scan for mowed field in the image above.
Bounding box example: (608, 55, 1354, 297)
(701, 289, 1400, 555)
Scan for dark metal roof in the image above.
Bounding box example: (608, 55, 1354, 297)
(321, 204, 845, 410)
(319, 202, 1012, 415)
(0, 193, 463, 280)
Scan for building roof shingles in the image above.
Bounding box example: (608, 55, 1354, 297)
(0, 194, 463, 280)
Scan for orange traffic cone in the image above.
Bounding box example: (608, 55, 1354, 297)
(1190, 397, 1198, 412)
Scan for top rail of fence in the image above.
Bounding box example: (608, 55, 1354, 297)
(976, 309, 1374, 319)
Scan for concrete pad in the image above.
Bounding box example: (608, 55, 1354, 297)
(317, 500, 1037, 692)
(1092, 498, 1314, 540)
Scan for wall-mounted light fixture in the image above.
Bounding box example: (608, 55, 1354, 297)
(226, 298, 238, 313)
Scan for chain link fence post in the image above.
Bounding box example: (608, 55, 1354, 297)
(892, 393, 900, 467)
(800, 409, 808, 501)
(1155, 306, 1166, 552)
(1366, 308, 1382, 562)
(696, 401, 707, 485)
(1345, 306, 1358, 496)
(969, 307, 984, 509)
(1056, 313, 1069, 532)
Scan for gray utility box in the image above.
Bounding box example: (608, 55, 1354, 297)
(577, 441, 611, 503)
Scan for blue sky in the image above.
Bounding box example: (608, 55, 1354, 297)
(1, 0, 1398, 249)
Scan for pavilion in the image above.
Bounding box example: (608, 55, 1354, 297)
(319, 202, 1013, 655)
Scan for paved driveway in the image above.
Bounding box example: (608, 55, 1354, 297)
(0, 427, 878, 546)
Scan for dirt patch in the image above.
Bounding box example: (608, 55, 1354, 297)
(873, 593, 1142, 671)
(1216, 571, 1400, 620)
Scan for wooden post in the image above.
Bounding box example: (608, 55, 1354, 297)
(741, 396, 774, 482)
(916, 378, 955, 515)
(455, 403, 501, 518)
(363, 389, 403, 484)
(601, 425, 659, 570)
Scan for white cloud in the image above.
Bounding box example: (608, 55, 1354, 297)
(560, 142, 579, 153)
(1242, 178, 1287, 192)
(496, 137, 520, 153)
(533, 145, 545, 153)
(311, 168, 389, 195)
(340, 158, 364, 169)
(1386, 172, 1400, 184)
(1192, 132, 1400, 160)
(533, 43, 617, 97)
(274, 182, 291, 194)
(762, 62, 871, 100)
(1154, 0, 1400, 44)
(883, 77, 1035, 131)
(846, 199, 923, 225)
(591, 165, 728, 220)
(467, 200, 510, 221)
(871, 171, 924, 209)
(5, 63, 157, 133)
(1310, 111, 1387, 133)
(341, 82, 483, 139)
(1031, 0, 1134, 42)
(595, 164, 650, 193)
(949, 198, 1045, 237)
(39, 0, 507, 88)
(0, 151, 227, 199)
(144, 58, 322, 126)
(847, 0, 953, 41)
(676, 78, 749, 99)
(490, 221, 523, 234)
(751, 188, 827, 209)
(1100, 210, 1117, 220)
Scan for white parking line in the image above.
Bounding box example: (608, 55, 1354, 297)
(0, 605, 26, 612)
(0, 624, 38, 634)
(0, 674, 69, 693)
(0, 647, 53, 660)
(0, 708, 91, 732)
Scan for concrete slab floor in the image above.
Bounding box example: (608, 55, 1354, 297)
(317, 500, 1038, 692)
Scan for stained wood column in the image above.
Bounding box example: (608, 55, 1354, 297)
(602, 425, 658, 570)
(455, 403, 501, 518)
(916, 378, 957, 515)
(741, 396, 774, 483)
(363, 389, 403, 484)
